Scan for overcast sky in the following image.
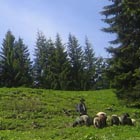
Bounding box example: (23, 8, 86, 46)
(0, 0, 114, 59)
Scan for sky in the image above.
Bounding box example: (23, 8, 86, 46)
(0, 0, 114, 59)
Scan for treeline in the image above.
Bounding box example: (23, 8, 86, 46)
(0, 31, 109, 90)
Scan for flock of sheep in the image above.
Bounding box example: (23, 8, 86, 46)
(72, 112, 136, 128)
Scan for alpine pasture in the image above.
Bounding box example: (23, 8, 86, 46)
(0, 88, 140, 140)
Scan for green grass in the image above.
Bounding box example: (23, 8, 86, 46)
(0, 88, 140, 140)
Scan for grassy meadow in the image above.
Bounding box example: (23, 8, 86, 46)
(0, 88, 140, 140)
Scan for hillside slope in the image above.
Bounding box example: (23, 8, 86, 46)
(0, 88, 140, 140)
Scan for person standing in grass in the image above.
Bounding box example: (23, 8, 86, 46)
(76, 98, 87, 116)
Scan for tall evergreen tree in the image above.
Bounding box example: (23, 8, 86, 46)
(33, 31, 48, 87)
(43, 38, 56, 89)
(33, 32, 57, 89)
(51, 34, 70, 90)
(83, 37, 96, 90)
(67, 34, 85, 90)
(0, 31, 32, 87)
(14, 38, 32, 86)
(101, 0, 140, 105)
(0, 31, 15, 86)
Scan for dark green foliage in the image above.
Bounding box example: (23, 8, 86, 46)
(0, 31, 15, 86)
(33, 33, 108, 90)
(95, 57, 110, 90)
(0, 30, 108, 90)
(52, 34, 71, 90)
(33, 31, 48, 88)
(33, 33, 71, 90)
(14, 38, 33, 86)
(83, 37, 97, 90)
(67, 34, 85, 90)
(101, 0, 140, 105)
(0, 31, 32, 87)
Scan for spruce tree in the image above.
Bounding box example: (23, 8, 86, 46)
(14, 38, 32, 86)
(44, 38, 56, 89)
(0, 31, 32, 87)
(101, 0, 140, 105)
(83, 37, 96, 90)
(33, 31, 48, 87)
(67, 34, 85, 90)
(0, 31, 15, 86)
(52, 34, 70, 90)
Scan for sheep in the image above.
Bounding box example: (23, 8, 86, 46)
(72, 115, 91, 127)
(119, 113, 133, 126)
(93, 112, 107, 128)
(110, 114, 120, 126)
(93, 116, 102, 128)
(96, 112, 107, 126)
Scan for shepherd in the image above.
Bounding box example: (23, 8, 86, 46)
(76, 98, 87, 116)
